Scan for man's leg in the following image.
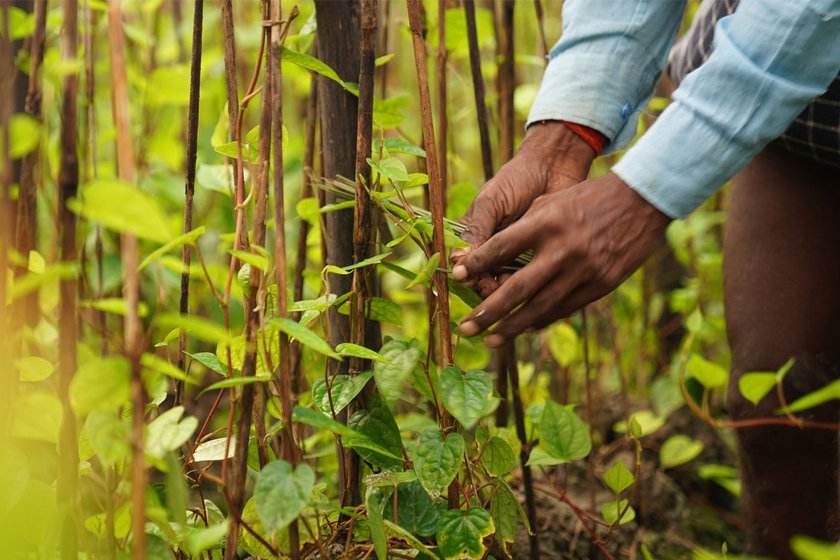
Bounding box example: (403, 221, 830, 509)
(724, 143, 840, 559)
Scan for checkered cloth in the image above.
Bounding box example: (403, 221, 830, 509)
(667, 0, 840, 167)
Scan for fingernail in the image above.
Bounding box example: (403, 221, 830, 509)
(486, 334, 505, 348)
(460, 321, 479, 336)
(453, 264, 468, 281)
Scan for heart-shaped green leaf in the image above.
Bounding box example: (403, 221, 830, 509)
(254, 460, 315, 535)
(384, 481, 440, 537)
(528, 400, 591, 466)
(412, 430, 464, 498)
(603, 460, 635, 495)
(348, 394, 404, 470)
(439, 366, 498, 429)
(436, 507, 495, 560)
(482, 436, 516, 476)
(311, 371, 374, 416)
(659, 435, 704, 469)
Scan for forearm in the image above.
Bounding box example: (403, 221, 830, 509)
(527, 0, 687, 151)
(614, 0, 840, 218)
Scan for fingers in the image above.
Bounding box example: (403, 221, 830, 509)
(484, 271, 585, 347)
(452, 217, 535, 282)
(459, 259, 554, 337)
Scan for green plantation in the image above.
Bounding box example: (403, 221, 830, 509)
(2, 1, 840, 559)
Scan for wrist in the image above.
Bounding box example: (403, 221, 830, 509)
(523, 120, 598, 163)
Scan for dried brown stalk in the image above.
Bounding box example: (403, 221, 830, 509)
(463, 0, 494, 181)
(107, 2, 147, 557)
(175, 0, 205, 406)
(57, 1, 80, 557)
(436, 0, 448, 200)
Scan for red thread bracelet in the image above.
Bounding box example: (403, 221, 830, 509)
(537, 119, 607, 156)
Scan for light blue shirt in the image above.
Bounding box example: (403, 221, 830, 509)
(527, 0, 840, 218)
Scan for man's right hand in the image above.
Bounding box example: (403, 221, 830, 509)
(452, 121, 597, 296)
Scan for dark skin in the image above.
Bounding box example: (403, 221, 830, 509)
(451, 121, 671, 346)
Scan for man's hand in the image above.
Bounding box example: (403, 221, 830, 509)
(451, 122, 595, 296)
(453, 173, 672, 348)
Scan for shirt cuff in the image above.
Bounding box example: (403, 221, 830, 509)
(526, 51, 662, 153)
(612, 100, 751, 219)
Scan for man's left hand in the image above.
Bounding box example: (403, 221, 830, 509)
(452, 172, 672, 348)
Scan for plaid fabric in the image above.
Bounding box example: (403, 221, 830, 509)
(667, 0, 840, 167)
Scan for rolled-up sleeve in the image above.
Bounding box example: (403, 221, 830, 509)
(614, 0, 840, 218)
(527, 0, 687, 151)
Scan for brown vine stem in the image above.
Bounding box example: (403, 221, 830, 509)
(533, 0, 549, 61)
(676, 332, 840, 432)
(58, 1, 80, 558)
(175, 0, 204, 407)
(13, 0, 47, 330)
(291, 64, 319, 392)
(581, 308, 598, 513)
(223, 15, 272, 558)
(436, 0, 447, 200)
(537, 478, 616, 560)
(343, 0, 378, 515)
(406, 0, 457, 509)
(508, 343, 541, 560)
(463, 0, 493, 181)
(107, 1, 147, 557)
(270, 1, 303, 556)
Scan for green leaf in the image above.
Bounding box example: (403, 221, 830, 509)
(380, 137, 425, 157)
(335, 343, 388, 363)
(448, 278, 483, 308)
(141, 353, 191, 383)
(158, 314, 233, 345)
(366, 488, 388, 560)
(384, 481, 440, 537)
(85, 411, 131, 466)
(311, 371, 375, 415)
(791, 535, 840, 560)
(230, 249, 268, 271)
(138, 226, 206, 270)
(738, 372, 777, 406)
(186, 352, 227, 376)
(254, 460, 315, 535)
(145, 406, 198, 460)
(0, 443, 29, 516)
(436, 507, 495, 560)
(343, 251, 392, 272)
(69, 357, 131, 416)
(785, 379, 840, 413)
(271, 317, 339, 358)
(9, 262, 78, 301)
(196, 163, 235, 196)
(601, 500, 636, 526)
(439, 367, 498, 430)
(528, 401, 591, 465)
(547, 323, 579, 367)
(349, 394, 404, 470)
(373, 339, 422, 407)
(482, 437, 516, 476)
(374, 53, 395, 67)
(406, 253, 440, 289)
(614, 410, 665, 438)
(292, 406, 403, 461)
(192, 436, 236, 462)
(686, 354, 728, 389)
(11, 392, 63, 443)
(183, 521, 230, 557)
(79, 298, 150, 318)
(412, 430, 464, 498)
(71, 180, 175, 243)
(17, 357, 54, 382)
(368, 155, 410, 183)
(383, 521, 442, 559)
(489, 481, 522, 554)
(281, 46, 344, 85)
(6, 114, 40, 158)
(199, 376, 271, 395)
(603, 460, 635, 495)
(659, 435, 704, 469)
